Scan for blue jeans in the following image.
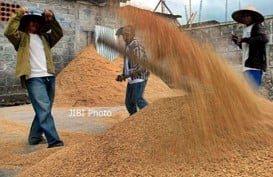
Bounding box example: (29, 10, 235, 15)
(244, 70, 263, 90)
(125, 81, 148, 115)
(26, 76, 63, 146)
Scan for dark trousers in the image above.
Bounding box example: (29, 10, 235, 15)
(125, 81, 148, 115)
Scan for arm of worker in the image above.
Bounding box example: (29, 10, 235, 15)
(115, 57, 128, 82)
(43, 9, 63, 48)
(129, 64, 146, 78)
(241, 23, 268, 45)
(3, 8, 27, 51)
(128, 44, 149, 78)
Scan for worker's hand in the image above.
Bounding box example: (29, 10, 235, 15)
(21, 7, 29, 15)
(116, 75, 123, 82)
(237, 37, 242, 43)
(231, 34, 241, 45)
(231, 34, 238, 43)
(116, 74, 126, 82)
(43, 9, 53, 21)
(20, 76, 27, 89)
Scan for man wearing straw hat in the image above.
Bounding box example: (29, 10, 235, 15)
(231, 5, 268, 89)
(4, 7, 64, 148)
(115, 25, 150, 116)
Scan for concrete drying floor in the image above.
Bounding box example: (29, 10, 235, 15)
(0, 104, 127, 134)
(0, 104, 128, 177)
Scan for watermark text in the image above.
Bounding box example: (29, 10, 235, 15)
(68, 108, 112, 118)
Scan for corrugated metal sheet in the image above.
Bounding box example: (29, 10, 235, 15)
(95, 25, 120, 61)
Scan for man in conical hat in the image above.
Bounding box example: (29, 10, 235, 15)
(231, 5, 268, 89)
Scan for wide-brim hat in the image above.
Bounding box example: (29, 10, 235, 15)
(18, 11, 45, 32)
(232, 5, 264, 24)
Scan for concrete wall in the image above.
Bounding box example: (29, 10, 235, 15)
(183, 16, 273, 100)
(0, 0, 119, 106)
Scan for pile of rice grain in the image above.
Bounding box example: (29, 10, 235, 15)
(18, 6, 273, 177)
(17, 96, 273, 177)
(54, 45, 183, 107)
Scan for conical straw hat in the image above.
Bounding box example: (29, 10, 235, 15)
(232, 5, 264, 24)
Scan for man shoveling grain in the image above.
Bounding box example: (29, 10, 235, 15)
(115, 25, 150, 116)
